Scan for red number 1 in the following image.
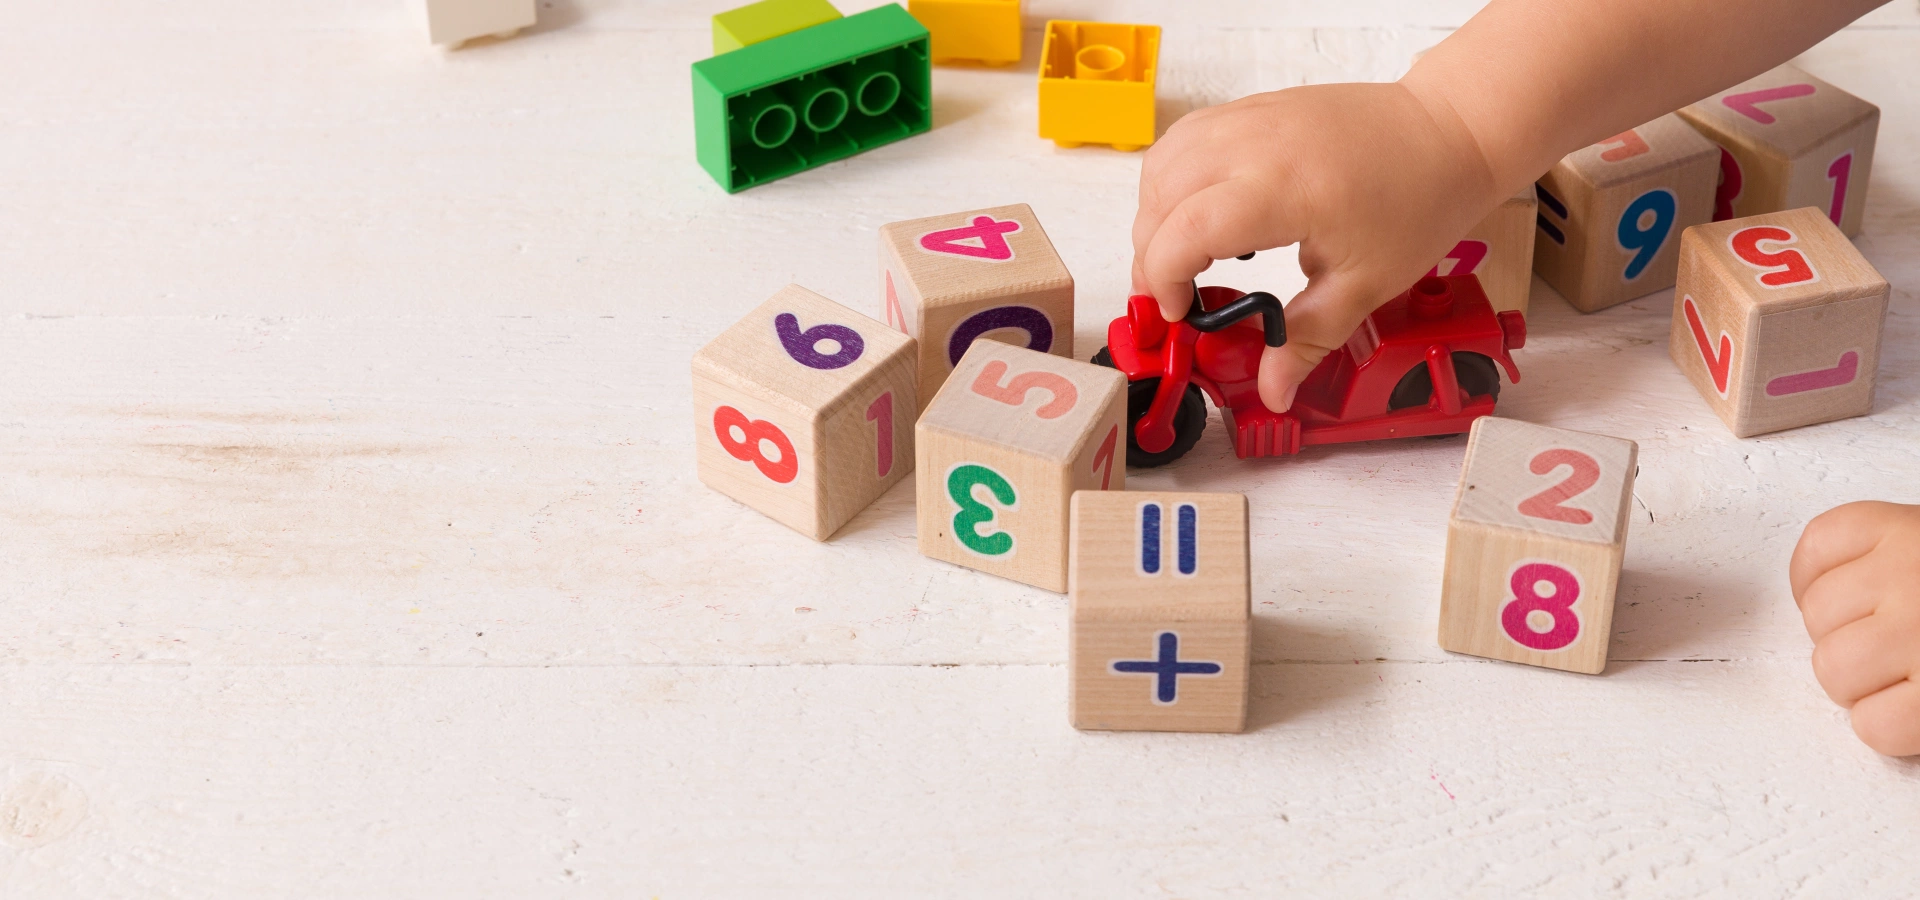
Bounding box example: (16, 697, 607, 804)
(1092, 424, 1118, 489)
(866, 391, 894, 478)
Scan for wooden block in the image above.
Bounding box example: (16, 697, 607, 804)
(1667, 207, 1889, 438)
(1533, 113, 1719, 313)
(1438, 417, 1639, 675)
(1433, 184, 1537, 316)
(1677, 63, 1878, 237)
(915, 339, 1125, 592)
(1069, 491, 1250, 733)
(879, 203, 1074, 410)
(415, 0, 536, 47)
(692, 284, 918, 540)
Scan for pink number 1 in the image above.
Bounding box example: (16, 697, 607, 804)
(866, 392, 894, 478)
(1826, 152, 1852, 227)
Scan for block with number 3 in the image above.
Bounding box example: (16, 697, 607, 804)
(692, 284, 918, 541)
(916, 340, 1125, 592)
(1533, 113, 1718, 313)
(1669, 207, 1889, 438)
(1439, 417, 1639, 675)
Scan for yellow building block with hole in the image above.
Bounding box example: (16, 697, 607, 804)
(908, 0, 1021, 66)
(1038, 20, 1159, 152)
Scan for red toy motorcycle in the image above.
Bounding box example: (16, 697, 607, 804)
(1093, 271, 1526, 467)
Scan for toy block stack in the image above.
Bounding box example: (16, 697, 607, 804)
(1069, 491, 1250, 732)
(1038, 21, 1160, 151)
(879, 203, 1075, 408)
(693, 2, 931, 193)
(1668, 207, 1889, 438)
(692, 284, 918, 540)
(1434, 184, 1539, 316)
(1677, 63, 1878, 237)
(916, 340, 1126, 592)
(1533, 113, 1719, 313)
(415, 0, 535, 48)
(909, 0, 1022, 66)
(1438, 417, 1638, 674)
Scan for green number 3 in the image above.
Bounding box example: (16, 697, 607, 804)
(947, 464, 1016, 556)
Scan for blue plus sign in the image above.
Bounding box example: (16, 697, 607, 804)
(1110, 631, 1222, 704)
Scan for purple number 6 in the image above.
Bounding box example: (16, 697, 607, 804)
(776, 313, 865, 370)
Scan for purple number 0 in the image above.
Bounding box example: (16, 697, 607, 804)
(947, 306, 1053, 366)
(776, 313, 864, 370)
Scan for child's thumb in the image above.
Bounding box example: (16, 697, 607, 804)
(1256, 271, 1386, 413)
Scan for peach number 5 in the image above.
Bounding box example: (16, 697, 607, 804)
(970, 360, 1078, 418)
(1729, 226, 1817, 288)
(1517, 449, 1599, 525)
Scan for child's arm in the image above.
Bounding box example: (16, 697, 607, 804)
(1132, 0, 1890, 413)
(1791, 502, 1920, 756)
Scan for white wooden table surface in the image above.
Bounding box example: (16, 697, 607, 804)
(4, 1, 1919, 895)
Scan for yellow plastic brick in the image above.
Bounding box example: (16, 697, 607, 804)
(1037, 20, 1159, 151)
(908, 0, 1020, 66)
(713, 0, 843, 55)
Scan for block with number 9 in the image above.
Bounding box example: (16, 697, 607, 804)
(692, 284, 918, 540)
(1439, 417, 1639, 675)
(916, 340, 1125, 592)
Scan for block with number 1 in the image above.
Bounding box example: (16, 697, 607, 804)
(1439, 417, 1639, 675)
(692, 284, 917, 541)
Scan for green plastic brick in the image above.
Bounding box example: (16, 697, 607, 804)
(712, 0, 843, 54)
(692, 4, 931, 194)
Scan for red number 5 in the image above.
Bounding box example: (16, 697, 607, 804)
(1730, 226, 1817, 288)
(971, 360, 1078, 418)
(1517, 449, 1600, 525)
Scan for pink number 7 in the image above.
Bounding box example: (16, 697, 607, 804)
(970, 360, 1078, 418)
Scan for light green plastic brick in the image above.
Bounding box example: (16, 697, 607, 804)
(712, 0, 844, 55)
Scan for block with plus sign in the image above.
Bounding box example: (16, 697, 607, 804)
(879, 203, 1075, 410)
(1678, 63, 1878, 237)
(1668, 207, 1889, 438)
(1069, 491, 1249, 732)
(1532, 113, 1719, 313)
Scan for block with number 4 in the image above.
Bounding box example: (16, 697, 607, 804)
(1439, 417, 1639, 675)
(1669, 207, 1889, 438)
(1678, 63, 1877, 237)
(1431, 184, 1538, 316)
(1069, 491, 1250, 733)
(1533, 113, 1718, 313)
(880, 203, 1074, 410)
(917, 340, 1125, 592)
(692, 284, 917, 540)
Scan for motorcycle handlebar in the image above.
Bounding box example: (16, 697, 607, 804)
(1185, 290, 1287, 349)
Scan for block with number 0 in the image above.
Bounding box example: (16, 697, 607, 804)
(1069, 491, 1250, 733)
(1669, 207, 1889, 438)
(879, 203, 1074, 411)
(692, 284, 918, 540)
(1678, 63, 1877, 238)
(1533, 113, 1718, 313)
(916, 340, 1125, 592)
(1439, 417, 1639, 675)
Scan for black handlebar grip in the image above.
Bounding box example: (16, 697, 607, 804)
(1185, 291, 1287, 348)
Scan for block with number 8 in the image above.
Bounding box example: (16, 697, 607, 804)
(1439, 417, 1639, 675)
(1668, 207, 1889, 438)
(692, 284, 917, 540)
(916, 340, 1125, 592)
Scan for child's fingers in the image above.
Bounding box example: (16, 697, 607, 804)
(1849, 679, 1920, 757)
(1140, 178, 1305, 321)
(1796, 554, 1893, 642)
(1790, 501, 1896, 602)
(1252, 272, 1378, 412)
(1811, 615, 1919, 707)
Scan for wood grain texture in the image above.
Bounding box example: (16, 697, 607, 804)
(1455, 184, 1538, 315)
(415, 0, 536, 46)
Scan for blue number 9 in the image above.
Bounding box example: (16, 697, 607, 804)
(1617, 189, 1676, 281)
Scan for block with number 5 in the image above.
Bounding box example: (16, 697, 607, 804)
(916, 340, 1126, 592)
(1439, 417, 1638, 675)
(1533, 113, 1718, 313)
(1669, 207, 1889, 438)
(692, 284, 918, 540)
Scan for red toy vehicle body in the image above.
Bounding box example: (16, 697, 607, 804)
(1095, 274, 1527, 467)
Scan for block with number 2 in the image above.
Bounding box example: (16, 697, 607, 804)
(692, 284, 918, 541)
(1439, 417, 1639, 675)
(916, 340, 1125, 592)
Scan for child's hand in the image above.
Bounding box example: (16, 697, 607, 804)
(1790, 501, 1920, 756)
(1129, 82, 1501, 413)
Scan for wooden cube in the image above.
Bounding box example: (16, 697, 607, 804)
(1438, 417, 1639, 675)
(692, 284, 918, 540)
(1069, 491, 1250, 733)
(909, 0, 1021, 66)
(880, 203, 1074, 410)
(916, 340, 1125, 592)
(1533, 113, 1718, 313)
(1432, 184, 1537, 316)
(414, 0, 536, 47)
(1677, 63, 1878, 237)
(1668, 207, 1889, 438)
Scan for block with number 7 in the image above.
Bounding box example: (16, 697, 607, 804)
(692, 284, 918, 540)
(1438, 417, 1639, 675)
(916, 340, 1126, 592)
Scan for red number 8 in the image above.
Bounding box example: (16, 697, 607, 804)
(1500, 562, 1581, 651)
(713, 405, 798, 484)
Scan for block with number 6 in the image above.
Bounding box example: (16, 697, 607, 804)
(692, 284, 917, 540)
(1439, 417, 1638, 675)
(1668, 207, 1889, 438)
(916, 340, 1125, 592)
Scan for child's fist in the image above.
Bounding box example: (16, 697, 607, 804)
(1790, 501, 1920, 756)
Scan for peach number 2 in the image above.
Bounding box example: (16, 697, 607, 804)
(970, 360, 1078, 418)
(1729, 226, 1817, 288)
(1517, 449, 1600, 525)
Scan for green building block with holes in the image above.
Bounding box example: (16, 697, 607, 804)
(712, 0, 843, 55)
(692, 4, 930, 194)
